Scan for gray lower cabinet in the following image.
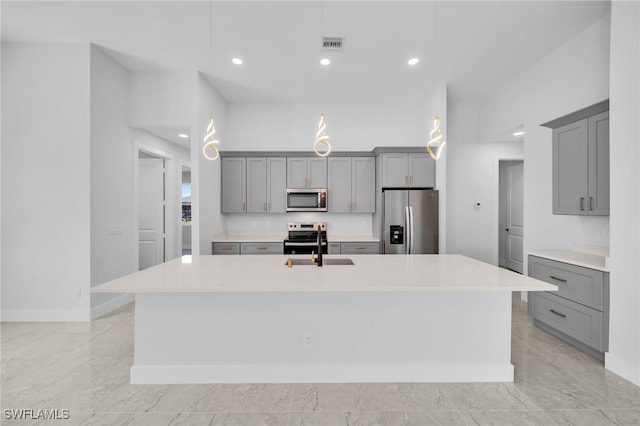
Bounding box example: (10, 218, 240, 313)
(544, 102, 609, 216)
(221, 158, 247, 213)
(381, 153, 435, 188)
(241, 242, 283, 254)
(341, 242, 380, 254)
(212, 242, 240, 255)
(327, 157, 375, 213)
(528, 255, 609, 359)
(328, 242, 342, 254)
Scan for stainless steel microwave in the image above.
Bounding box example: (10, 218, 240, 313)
(286, 188, 327, 212)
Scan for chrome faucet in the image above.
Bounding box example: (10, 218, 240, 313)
(316, 224, 323, 267)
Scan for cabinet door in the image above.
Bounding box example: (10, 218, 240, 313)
(328, 157, 352, 213)
(287, 157, 307, 188)
(553, 119, 589, 215)
(221, 158, 247, 213)
(267, 157, 287, 213)
(351, 157, 375, 213)
(307, 157, 327, 188)
(409, 153, 435, 188)
(381, 153, 409, 187)
(246, 158, 267, 213)
(588, 112, 609, 215)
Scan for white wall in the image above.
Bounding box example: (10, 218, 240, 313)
(477, 15, 611, 267)
(607, 0, 640, 386)
(1, 43, 91, 321)
(89, 46, 134, 312)
(196, 74, 227, 254)
(128, 71, 195, 126)
(446, 100, 524, 264)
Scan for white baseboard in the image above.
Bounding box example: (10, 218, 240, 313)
(131, 363, 514, 384)
(1, 308, 90, 322)
(91, 293, 134, 320)
(606, 352, 640, 386)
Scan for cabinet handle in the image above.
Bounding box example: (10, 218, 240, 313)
(257, 246, 267, 250)
(355, 246, 366, 250)
(580, 197, 585, 211)
(549, 309, 567, 318)
(222, 246, 233, 251)
(589, 197, 594, 211)
(242, 202, 246, 212)
(549, 275, 567, 282)
(410, 176, 413, 185)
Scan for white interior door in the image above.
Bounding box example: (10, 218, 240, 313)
(506, 162, 524, 273)
(139, 157, 165, 270)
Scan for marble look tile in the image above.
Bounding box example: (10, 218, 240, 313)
(210, 412, 289, 426)
(144, 384, 220, 412)
(205, 384, 293, 413)
(440, 383, 541, 411)
(460, 409, 559, 426)
(79, 411, 217, 425)
(288, 410, 467, 426)
(547, 408, 640, 426)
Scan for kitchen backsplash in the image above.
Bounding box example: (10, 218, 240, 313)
(224, 213, 373, 234)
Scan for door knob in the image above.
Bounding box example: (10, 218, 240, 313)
(505, 228, 509, 232)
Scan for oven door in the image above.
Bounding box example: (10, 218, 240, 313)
(283, 241, 328, 255)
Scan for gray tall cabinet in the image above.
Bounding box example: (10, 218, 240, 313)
(543, 101, 609, 216)
(327, 157, 375, 213)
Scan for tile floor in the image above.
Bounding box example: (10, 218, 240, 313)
(1, 294, 639, 425)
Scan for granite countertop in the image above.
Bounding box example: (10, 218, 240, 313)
(92, 254, 557, 294)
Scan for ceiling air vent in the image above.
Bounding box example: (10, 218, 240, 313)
(322, 37, 344, 51)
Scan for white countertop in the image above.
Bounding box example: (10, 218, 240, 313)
(92, 254, 557, 294)
(528, 248, 609, 272)
(212, 232, 380, 243)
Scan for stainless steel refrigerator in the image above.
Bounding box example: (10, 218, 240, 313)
(383, 189, 439, 254)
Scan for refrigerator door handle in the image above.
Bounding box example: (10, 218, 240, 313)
(405, 206, 410, 254)
(409, 206, 414, 254)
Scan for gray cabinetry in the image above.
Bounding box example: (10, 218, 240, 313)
(241, 242, 283, 254)
(246, 157, 286, 213)
(545, 101, 609, 216)
(328, 157, 375, 213)
(528, 255, 609, 359)
(381, 153, 435, 188)
(212, 242, 240, 255)
(221, 158, 246, 213)
(287, 157, 327, 188)
(328, 242, 342, 254)
(341, 242, 380, 254)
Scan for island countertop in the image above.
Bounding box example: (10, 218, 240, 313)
(92, 254, 557, 294)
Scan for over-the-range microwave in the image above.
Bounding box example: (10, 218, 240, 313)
(286, 188, 327, 212)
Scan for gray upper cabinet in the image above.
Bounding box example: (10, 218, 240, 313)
(286, 157, 327, 188)
(221, 157, 247, 213)
(327, 157, 375, 213)
(545, 101, 609, 216)
(381, 153, 435, 188)
(245, 157, 287, 213)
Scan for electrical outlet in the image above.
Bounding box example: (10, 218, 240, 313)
(73, 288, 81, 300)
(303, 332, 313, 348)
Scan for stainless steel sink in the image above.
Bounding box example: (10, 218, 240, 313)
(286, 258, 354, 266)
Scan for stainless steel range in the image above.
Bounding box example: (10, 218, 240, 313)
(283, 222, 327, 255)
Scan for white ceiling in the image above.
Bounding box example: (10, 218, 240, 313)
(2, 0, 611, 104)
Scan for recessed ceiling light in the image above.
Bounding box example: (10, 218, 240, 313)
(232, 57, 243, 65)
(178, 133, 189, 138)
(513, 131, 525, 136)
(320, 58, 331, 66)
(408, 58, 419, 66)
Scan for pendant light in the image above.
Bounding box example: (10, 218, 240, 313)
(314, 113, 331, 157)
(427, 0, 446, 161)
(202, 0, 220, 160)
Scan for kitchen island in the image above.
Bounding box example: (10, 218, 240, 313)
(92, 254, 556, 384)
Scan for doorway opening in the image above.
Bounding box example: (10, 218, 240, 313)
(138, 151, 166, 270)
(181, 166, 192, 256)
(499, 160, 524, 274)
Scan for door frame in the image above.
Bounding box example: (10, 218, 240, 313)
(133, 142, 174, 271)
(492, 154, 524, 267)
